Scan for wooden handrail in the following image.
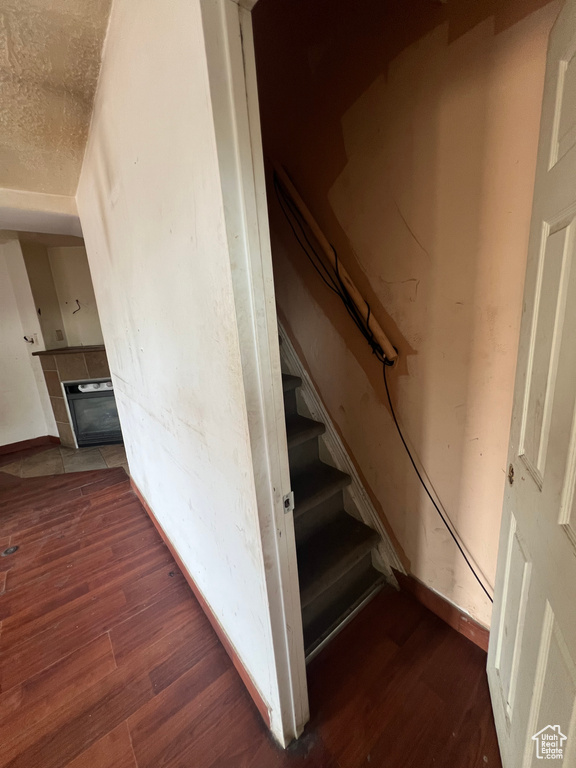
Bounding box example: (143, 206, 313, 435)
(273, 165, 398, 363)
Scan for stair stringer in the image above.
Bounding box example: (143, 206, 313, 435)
(278, 322, 405, 582)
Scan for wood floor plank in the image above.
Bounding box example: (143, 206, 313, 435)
(0, 660, 153, 768)
(80, 470, 129, 496)
(65, 723, 138, 768)
(110, 576, 191, 666)
(128, 661, 240, 768)
(5, 514, 153, 593)
(147, 619, 220, 695)
(0, 588, 127, 692)
(0, 544, 171, 626)
(0, 581, 90, 626)
(12, 493, 138, 548)
(0, 606, 221, 768)
(0, 575, 189, 690)
(0, 634, 117, 739)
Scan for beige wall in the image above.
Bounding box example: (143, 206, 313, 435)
(48, 246, 104, 347)
(21, 241, 68, 350)
(254, 0, 560, 626)
(22, 241, 104, 349)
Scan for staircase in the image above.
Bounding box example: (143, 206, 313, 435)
(282, 373, 387, 660)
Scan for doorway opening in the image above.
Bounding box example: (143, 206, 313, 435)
(0, 231, 126, 479)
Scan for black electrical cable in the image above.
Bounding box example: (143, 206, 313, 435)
(274, 174, 386, 362)
(382, 365, 493, 603)
(274, 169, 494, 603)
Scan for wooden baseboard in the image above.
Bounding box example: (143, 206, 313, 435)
(0, 435, 60, 456)
(130, 478, 271, 728)
(393, 569, 490, 652)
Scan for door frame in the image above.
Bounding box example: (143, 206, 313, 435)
(199, 0, 309, 745)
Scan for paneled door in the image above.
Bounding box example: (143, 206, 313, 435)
(488, 2, 576, 766)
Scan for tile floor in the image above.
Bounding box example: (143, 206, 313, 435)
(0, 444, 128, 478)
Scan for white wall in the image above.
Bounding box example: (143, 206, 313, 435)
(0, 238, 57, 445)
(77, 0, 295, 743)
(48, 246, 104, 346)
(21, 242, 68, 350)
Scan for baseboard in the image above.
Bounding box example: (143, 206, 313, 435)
(129, 478, 271, 728)
(0, 435, 60, 456)
(393, 569, 489, 652)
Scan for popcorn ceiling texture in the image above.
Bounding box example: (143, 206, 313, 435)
(0, 0, 112, 195)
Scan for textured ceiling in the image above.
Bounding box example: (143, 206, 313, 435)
(0, 0, 112, 196)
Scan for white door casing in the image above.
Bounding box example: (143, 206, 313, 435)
(488, 3, 576, 766)
(199, 0, 309, 745)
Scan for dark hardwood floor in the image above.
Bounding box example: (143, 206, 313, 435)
(0, 466, 502, 768)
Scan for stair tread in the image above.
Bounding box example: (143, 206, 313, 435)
(282, 374, 302, 392)
(292, 463, 351, 518)
(286, 414, 325, 448)
(298, 512, 380, 609)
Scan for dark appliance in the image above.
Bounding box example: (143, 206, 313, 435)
(65, 380, 123, 447)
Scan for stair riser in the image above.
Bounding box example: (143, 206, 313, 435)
(282, 389, 299, 418)
(288, 438, 319, 475)
(294, 492, 345, 546)
(293, 472, 351, 518)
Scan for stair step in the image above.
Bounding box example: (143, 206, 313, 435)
(281, 367, 387, 663)
(282, 374, 302, 392)
(294, 493, 344, 545)
(286, 415, 325, 449)
(292, 463, 351, 518)
(303, 554, 387, 659)
(297, 512, 380, 609)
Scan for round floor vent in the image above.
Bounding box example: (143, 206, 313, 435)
(2, 546, 19, 556)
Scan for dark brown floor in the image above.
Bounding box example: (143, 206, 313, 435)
(0, 466, 502, 768)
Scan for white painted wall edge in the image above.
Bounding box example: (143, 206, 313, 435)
(0, 187, 81, 236)
(278, 321, 406, 579)
(200, 0, 309, 744)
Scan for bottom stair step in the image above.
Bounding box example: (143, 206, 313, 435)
(298, 512, 380, 609)
(303, 553, 386, 660)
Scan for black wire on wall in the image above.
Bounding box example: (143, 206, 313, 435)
(273, 170, 494, 603)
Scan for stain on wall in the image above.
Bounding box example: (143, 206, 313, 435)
(0, 0, 112, 195)
(253, 0, 561, 625)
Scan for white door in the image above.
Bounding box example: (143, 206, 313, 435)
(488, 3, 576, 766)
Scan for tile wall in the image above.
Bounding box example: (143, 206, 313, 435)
(40, 351, 110, 448)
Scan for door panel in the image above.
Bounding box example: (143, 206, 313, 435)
(493, 516, 532, 724)
(518, 221, 572, 486)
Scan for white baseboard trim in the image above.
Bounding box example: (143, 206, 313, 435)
(278, 322, 405, 580)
